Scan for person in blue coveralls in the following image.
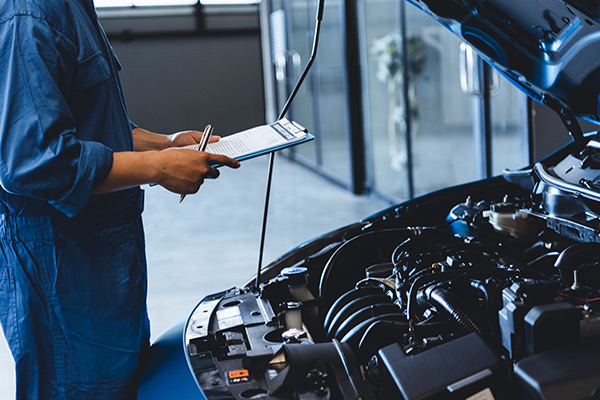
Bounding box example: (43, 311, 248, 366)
(0, 0, 240, 398)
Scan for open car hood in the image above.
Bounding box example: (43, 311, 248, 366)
(137, 2, 600, 400)
(408, 0, 600, 129)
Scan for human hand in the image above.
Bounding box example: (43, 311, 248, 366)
(167, 130, 221, 148)
(153, 148, 240, 195)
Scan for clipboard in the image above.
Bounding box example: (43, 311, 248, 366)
(192, 118, 314, 164)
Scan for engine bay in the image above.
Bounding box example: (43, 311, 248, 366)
(128, 2, 600, 398)
(183, 140, 600, 399)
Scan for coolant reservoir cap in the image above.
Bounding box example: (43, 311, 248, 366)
(490, 202, 516, 213)
(280, 266, 308, 285)
(281, 328, 307, 343)
(285, 301, 303, 310)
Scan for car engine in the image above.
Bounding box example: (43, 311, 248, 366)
(179, 140, 600, 400)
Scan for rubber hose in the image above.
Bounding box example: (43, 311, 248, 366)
(554, 243, 600, 285)
(428, 287, 483, 335)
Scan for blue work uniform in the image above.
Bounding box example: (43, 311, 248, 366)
(0, 0, 150, 398)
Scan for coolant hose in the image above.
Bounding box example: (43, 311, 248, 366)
(427, 287, 483, 335)
(554, 243, 600, 286)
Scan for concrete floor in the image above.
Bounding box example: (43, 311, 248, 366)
(0, 155, 388, 398)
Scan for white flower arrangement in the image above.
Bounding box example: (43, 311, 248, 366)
(371, 32, 427, 172)
(372, 32, 426, 83)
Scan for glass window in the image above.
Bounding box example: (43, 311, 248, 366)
(359, 0, 527, 201)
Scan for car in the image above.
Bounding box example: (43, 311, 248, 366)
(137, 1, 600, 399)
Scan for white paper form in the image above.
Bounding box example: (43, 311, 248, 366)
(190, 119, 312, 161)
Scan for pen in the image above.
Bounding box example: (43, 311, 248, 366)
(179, 124, 213, 203)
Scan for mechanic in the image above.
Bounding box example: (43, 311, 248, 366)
(0, 0, 240, 398)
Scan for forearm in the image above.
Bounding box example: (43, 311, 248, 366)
(93, 151, 161, 194)
(132, 127, 171, 151)
(92, 147, 240, 196)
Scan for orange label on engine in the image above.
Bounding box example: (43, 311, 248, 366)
(228, 369, 249, 379)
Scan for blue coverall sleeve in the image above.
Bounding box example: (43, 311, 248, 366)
(0, 15, 114, 217)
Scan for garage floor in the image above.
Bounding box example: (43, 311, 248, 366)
(0, 155, 388, 398)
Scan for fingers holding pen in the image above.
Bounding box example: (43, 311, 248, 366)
(167, 129, 221, 147)
(153, 148, 240, 195)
